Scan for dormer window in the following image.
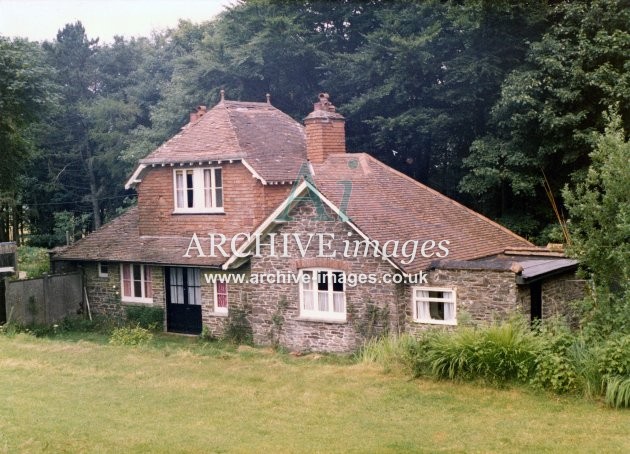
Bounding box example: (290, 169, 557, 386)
(173, 167, 223, 213)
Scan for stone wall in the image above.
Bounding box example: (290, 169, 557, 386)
(83, 262, 165, 324)
(541, 272, 587, 320)
(404, 268, 524, 336)
(201, 265, 252, 338)
(241, 201, 403, 353)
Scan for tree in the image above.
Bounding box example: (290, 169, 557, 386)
(563, 109, 630, 335)
(461, 0, 630, 238)
(0, 37, 57, 243)
(563, 109, 629, 294)
(328, 0, 549, 200)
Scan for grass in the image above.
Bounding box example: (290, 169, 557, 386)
(0, 334, 628, 453)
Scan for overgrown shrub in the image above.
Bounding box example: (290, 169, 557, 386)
(125, 306, 164, 331)
(109, 326, 153, 346)
(427, 322, 539, 385)
(531, 319, 579, 393)
(222, 308, 253, 345)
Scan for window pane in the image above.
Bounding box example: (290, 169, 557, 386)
(332, 272, 343, 292)
(443, 302, 454, 321)
(333, 292, 344, 313)
(144, 266, 153, 298)
(214, 169, 222, 187)
(175, 171, 185, 208)
(317, 271, 328, 291)
(187, 269, 201, 305)
(216, 282, 228, 308)
(170, 269, 183, 304)
(303, 289, 314, 310)
(133, 264, 142, 297)
(429, 301, 445, 320)
(429, 290, 445, 300)
(318, 291, 329, 311)
(122, 264, 131, 297)
(215, 188, 223, 208)
(204, 169, 213, 208)
(186, 170, 194, 208)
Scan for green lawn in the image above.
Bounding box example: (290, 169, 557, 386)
(0, 334, 628, 453)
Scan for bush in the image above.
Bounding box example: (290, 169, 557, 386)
(222, 308, 253, 345)
(109, 326, 153, 346)
(125, 306, 164, 331)
(531, 319, 580, 393)
(427, 322, 539, 385)
(16, 246, 50, 279)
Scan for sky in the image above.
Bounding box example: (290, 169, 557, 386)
(0, 0, 235, 43)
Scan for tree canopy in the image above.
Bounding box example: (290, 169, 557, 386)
(0, 0, 628, 247)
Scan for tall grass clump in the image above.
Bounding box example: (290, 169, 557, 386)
(595, 335, 630, 408)
(427, 321, 540, 385)
(358, 333, 419, 373)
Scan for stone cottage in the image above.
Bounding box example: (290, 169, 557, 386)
(52, 93, 583, 352)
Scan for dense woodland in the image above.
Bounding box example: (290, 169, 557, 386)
(0, 0, 628, 248)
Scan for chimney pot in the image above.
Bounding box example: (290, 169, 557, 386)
(304, 93, 346, 164)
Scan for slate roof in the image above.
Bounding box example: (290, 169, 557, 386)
(135, 100, 306, 183)
(310, 153, 533, 274)
(431, 255, 579, 283)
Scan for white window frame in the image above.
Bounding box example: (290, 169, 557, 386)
(173, 167, 223, 214)
(120, 263, 153, 304)
(98, 262, 109, 278)
(213, 281, 229, 316)
(298, 268, 346, 322)
(412, 286, 457, 325)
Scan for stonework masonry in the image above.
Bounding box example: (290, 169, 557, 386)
(83, 262, 165, 323)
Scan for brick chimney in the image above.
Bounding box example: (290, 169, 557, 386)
(189, 105, 207, 123)
(304, 93, 346, 163)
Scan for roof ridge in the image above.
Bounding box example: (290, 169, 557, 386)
(216, 101, 245, 156)
(360, 153, 533, 246)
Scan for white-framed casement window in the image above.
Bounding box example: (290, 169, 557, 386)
(412, 287, 456, 325)
(173, 167, 223, 213)
(213, 281, 228, 315)
(98, 262, 109, 278)
(299, 269, 346, 322)
(120, 263, 153, 304)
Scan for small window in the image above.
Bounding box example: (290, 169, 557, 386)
(299, 269, 346, 321)
(412, 287, 456, 325)
(98, 262, 109, 278)
(121, 264, 153, 303)
(174, 167, 223, 213)
(214, 281, 228, 315)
